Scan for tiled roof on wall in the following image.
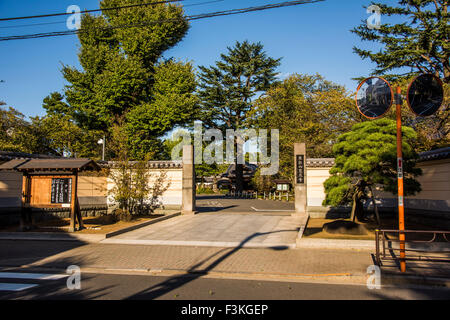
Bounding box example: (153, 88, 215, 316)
(419, 147, 450, 162)
(306, 158, 335, 167)
(100, 160, 183, 169)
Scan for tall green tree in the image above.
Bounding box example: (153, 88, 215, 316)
(61, 0, 197, 159)
(352, 0, 449, 150)
(323, 119, 422, 222)
(250, 74, 363, 182)
(352, 0, 449, 83)
(0, 105, 33, 153)
(197, 40, 281, 192)
(41, 92, 104, 158)
(0, 105, 53, 154)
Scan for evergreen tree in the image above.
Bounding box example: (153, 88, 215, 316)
(197, 40, 281, 192)
(352, 1, 449, 151)
(250, 74, 363, 182)
(60, 0, 197, 159)
(352, 0, 449, 83)
(323, 119, 422, 222)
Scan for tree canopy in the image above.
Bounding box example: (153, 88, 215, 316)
(352, 0, 449, 151)
(60, 0, 197, 160)
(323, 119, 422, 221)
(197, 40, 281, 130)
(352, 0, 449, 83)
(250, 73, 364, 182)
(196, 40, 280, 192)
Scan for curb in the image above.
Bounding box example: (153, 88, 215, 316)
(105, 212, 181, 238)
(381, 272, 450, 288)
(0, 212, 181, 243)
(295, 214, 309, 247)
(296, 238, 375, 250)
(100, 238, 297, 249)
(0, 265, 368, 285)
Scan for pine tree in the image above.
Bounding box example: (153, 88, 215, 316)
(352, 0, 449, 83)
(323, 119, 422, 222)
(197, 40, 281, 192)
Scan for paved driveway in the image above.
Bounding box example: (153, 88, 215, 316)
(103, 196, 301, 248)
(196, 195, 295, 214)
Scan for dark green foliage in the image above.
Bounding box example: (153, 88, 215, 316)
(323, 119, 422, 220)
(197, 40, 280, 192)
(197, 40, 281, 130)
(59, 0, 196, 159)
(352, 0, 449, 83)
(250, 74, 363, 183)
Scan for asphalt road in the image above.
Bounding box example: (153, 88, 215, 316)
(196, 195, 295, 213)
(0, 270, 449, 300)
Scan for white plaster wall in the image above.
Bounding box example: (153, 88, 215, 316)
(106, 168, 183, 207)
(306, 167, 333, 207)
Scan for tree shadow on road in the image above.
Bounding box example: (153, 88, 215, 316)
(124, 230, 294, 300)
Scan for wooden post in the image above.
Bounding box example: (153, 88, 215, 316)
(69, 174, 77, 232)
(20, 174, 30, 231)
(74, 172, 84, 230)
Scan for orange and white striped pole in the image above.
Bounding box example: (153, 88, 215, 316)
(395, 86, 406, 273)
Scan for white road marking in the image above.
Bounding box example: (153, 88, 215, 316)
(0, 283, 38, 291)
(0, 272, 68, 280)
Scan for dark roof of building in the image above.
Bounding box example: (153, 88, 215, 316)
(0, 158, 100, 172)
(419, 147, 450, 162)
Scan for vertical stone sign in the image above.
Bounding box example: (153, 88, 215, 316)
(182, 145, 196, 215)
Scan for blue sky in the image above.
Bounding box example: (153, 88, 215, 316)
(0, 0, 398, 118)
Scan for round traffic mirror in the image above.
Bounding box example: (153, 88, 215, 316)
(356, 77, 393, 119)
(407, 74, 444, 117)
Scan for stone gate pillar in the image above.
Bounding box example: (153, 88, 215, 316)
(293, 143, 307, 218)
(182, 145, 196, 215)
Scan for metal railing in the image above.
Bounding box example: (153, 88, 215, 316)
(375, 229, 450, 266)
(225, 191, 293, 201)
(226, 191, 258, 199)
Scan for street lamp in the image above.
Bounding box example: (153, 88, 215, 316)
(98, 136, 106, 161)
(356, 74, 444, 273)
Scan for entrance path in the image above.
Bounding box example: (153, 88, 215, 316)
(102, 214, 301, 248)
(102, 195, 299, 248)
(196, 195, 295, 214)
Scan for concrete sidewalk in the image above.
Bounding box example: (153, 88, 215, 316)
(0, 240, 373, 284)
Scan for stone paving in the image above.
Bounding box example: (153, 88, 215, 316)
(102, 196, 301, 248)
(102, 214, 302, 248)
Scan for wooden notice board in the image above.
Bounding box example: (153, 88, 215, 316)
(28, 176, 73, 207)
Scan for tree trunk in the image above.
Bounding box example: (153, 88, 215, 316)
(369, 186, 381, 226)
(234, 136, 244, 193)
(351, 193, 357, 222)
(212, 176, 219, 193)
(235, 162, 244, 193)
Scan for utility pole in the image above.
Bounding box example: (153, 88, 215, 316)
(356, 74, 444, 273)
